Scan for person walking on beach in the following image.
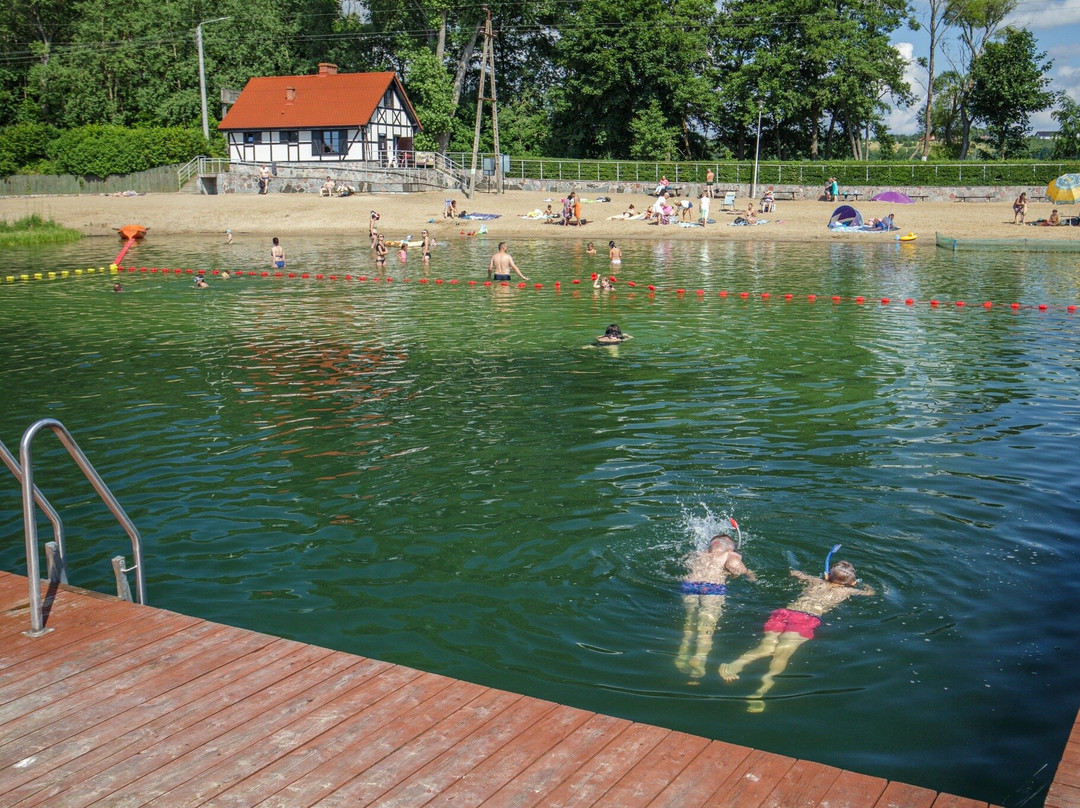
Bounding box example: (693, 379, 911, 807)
(719, 557, 874, 712)
(699, 188, 711, 226)
(1013, 193, 1028, 225)
(675, 533, 755, 680)
(258, 165, 271, 195)
(488, 242, 528, 281)
(271, 237, 285, 268)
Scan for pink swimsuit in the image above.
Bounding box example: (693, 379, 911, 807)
(763, 608, 822, 639)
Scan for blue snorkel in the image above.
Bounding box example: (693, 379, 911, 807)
(729, 517, 742, 549)
(824, 543, 842, 578)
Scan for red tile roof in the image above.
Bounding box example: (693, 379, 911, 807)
(219, 71, 420, 131)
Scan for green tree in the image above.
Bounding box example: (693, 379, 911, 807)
(1051, 96, 1080, 159)
(968, 28, 1053, 158)
(629, 100, 679, 161)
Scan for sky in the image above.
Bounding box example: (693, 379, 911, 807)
(888, 0, 1080, 134)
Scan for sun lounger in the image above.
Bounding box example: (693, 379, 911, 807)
(720, 191, 737, 211)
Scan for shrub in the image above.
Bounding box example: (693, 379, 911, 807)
(47, 125, 209, 177)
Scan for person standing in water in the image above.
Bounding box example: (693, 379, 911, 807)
(608, 241, 622, 264)
(270, 237, 285, 268)
(488, 242, 529, 281)
(719, 556, 874, 712)
(675, 533, 755, 680)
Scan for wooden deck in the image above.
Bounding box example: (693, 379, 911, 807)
(0, 570, 1024, 807)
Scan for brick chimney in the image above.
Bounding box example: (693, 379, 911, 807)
(317, 63, 338, 76)
(285, 86, 296, 102)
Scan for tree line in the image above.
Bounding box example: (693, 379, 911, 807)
(0, 0, 1072, 177)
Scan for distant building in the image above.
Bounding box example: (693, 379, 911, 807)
(1034, 131, 1060, 140)
(219, 64, 422, 166)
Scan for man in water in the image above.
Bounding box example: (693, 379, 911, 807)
(487, 242, 529, 282)
(719, 560, 874, 712)
(675, 534, 755, 680)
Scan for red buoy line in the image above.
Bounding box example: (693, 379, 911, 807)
(105, 265, 1080, 314)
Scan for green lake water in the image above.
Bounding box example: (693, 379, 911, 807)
(2, 233, 1079, 805)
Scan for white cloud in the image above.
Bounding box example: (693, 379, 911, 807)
(1007, 0, 1080, 30)
(887, 41, 925, 135)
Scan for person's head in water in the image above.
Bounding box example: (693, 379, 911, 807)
(709, 534, 735, 552)
(826, 560, 857, 586)
(604, 324, 623, 339)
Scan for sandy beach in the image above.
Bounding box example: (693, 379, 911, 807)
(2, 189, 1077, 247)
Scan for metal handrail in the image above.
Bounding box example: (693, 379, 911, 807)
(20, 419, 146, 636)
(1, 438, 68, 585)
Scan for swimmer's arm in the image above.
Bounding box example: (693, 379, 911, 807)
(856, 584, 876, 596)
(725, 556, 756, 581)
(511, 260, 528, 281)
(487, 257, 494, 279)
(790, 569, 817, 583)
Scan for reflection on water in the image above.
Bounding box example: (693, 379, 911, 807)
(2, 236, 1079, 805)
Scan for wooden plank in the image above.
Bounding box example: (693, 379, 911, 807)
(148, 665, 442, 806)
(759, 758, 842, 808)
(1046, 780, 1080, 808)
(929, 794, 992, 808)
(10, 644, 344, 808)
(705, 747, 798, 808)
(645, 739, 754, 808)
(256, 684, 521, 807)
(521, 722, 671, 807)
(590, 730, 711, 808)
(338, 692, 559, 808)
(0, 631, 291, 799)
(816, 768, 889, 807)
(478, 713, 631, 808)
(80, 653, 388, 806)
(423, 704, 596, 808)
(223, 674, 489, 807)
(873, 780, 938, 808)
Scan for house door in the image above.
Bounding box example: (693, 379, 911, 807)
(242, 142, 257, 162)
(378, 134, 388, 167)
(287, 142, 299, 161)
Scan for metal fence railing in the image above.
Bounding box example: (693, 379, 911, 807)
(443, 153, 1080, 188)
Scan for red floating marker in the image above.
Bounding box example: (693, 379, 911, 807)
(983, 301, 992, 308)
(386, 277, 393, 282)
(275, 272, 283, 278)
(572, 279, 581, 284)
(261, 271, 269, 277)
(535, 283, 543, 289)
(468, 280, 477, 285)
(591, 273, 598, 281)
(832, 295, 841, 303)
(302, 273, 311, 279)
(627, 281, 636, 287)
(761, 293, 770, 300)
(610, 277, 617, 283)
(719, 290, 728, 297)
(329, 275, 337, 280)
(344, 275, 352, 280)
(881, 297, 890, 305)
(1010, 302, 1020, 309)
(855, 296, 865, 304)
(483, 281, 492, 286)
(516, 282, 526, 288)
(648, 285, 656, 291)
(185, 269, 194, 274)
(419, 278, 429, 283)
(1039, 303, 1048, 310)
(696, 289, 705, 296)
(905, 298, 914, 305)
(450, 279, 459, 284)
(358, 275, 367, 281)
(315, 274, 324, 279)
(288, 273, 296, 278)
(956, 300, 965, 307)
(930, 300, 939, 307)
(740, 291, 749, 299)
(1069, 305, 1076, 313)
(211, 269, 219, 275)
(676, 288, 686, 294)
(784, 293, 793, 300)
(437, 279, 446, 284)
(808, 294, 817, 302)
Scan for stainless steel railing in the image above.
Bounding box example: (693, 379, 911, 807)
(14, 419, 146, 636)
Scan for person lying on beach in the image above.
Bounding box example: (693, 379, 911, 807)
(675, 533, 755, 680)
(596, 323, 631, 344)
(719, 556, 874, 712)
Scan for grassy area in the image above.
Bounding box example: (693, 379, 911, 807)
(0, 214, 82, 246)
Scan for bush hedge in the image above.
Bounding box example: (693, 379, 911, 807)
(47, 126, 210, 178)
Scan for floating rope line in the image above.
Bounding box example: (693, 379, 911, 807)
(9, 264, 1078, 314)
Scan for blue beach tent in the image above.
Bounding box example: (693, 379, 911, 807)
(828, 205, 863, 227)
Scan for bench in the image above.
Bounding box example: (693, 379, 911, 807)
(840, 190, 861, 201)
(772, 189, 798, 200)
(909, 193, 931, 201)
(956, 193, 994, 202)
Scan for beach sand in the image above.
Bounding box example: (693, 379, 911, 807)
(1, 190, 1077, 247)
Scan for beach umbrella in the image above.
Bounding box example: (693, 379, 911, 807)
(1046, 173, 1080, 204)
(870, 191, 915, 204)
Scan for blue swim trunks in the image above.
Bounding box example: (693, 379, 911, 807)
(680, 581, 727, 596)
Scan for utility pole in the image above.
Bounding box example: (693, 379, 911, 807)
(197, 17, 231, 142)
(467, 7, 502, 197)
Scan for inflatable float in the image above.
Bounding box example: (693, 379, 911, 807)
(897, 232, 918, 242)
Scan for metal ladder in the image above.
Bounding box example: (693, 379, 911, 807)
(3, 418, 146, 636)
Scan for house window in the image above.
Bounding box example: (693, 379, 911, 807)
(312, 129, 348, 156)
(243, 131, 263, 144)
(278, 130, 299, 144)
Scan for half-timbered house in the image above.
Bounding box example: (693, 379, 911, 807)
(219, 64, 422, 167)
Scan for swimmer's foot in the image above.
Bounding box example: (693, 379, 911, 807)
(674, 655, 691, 674)
(688, 656, 707, 679)
(747, 699, 765, 714)
(718, 664, 739, 683)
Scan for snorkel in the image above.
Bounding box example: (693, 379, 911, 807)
(824, 543, 842, 578)
(729, 517, 742, 549)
